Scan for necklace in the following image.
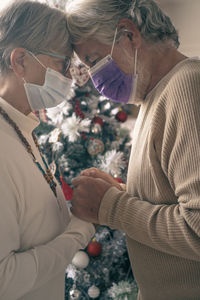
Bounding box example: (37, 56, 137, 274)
(0, 106, 57, 197)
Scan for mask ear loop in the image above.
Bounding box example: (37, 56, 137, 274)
(22, 51, 47, 84)
(111, 28, 138, 76)
(134, 48, 138, 75)
(27, 51, 47, 70)
(110, 27, 118, 57)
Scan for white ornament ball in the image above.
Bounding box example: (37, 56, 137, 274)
(72, 251, 89, 269)
(88, 285, 100, 298)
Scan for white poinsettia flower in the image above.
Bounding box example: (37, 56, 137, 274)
(49, 128, 61, 143)
(46, 101, 72, 126)
(61, 113, 91, 142)
(98, 150, 126, 177)
(37, 134, 49, 145)
(46, 106, 63, 126)
(59, 101, 72, 116)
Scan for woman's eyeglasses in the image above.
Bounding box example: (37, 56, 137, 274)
(39, 50, 71, 75)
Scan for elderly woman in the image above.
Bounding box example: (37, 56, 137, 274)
(66, 0, 200, 299)
(0, 1, 95, 300)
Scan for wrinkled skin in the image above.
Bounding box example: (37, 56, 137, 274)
(71, 168, 122, 223)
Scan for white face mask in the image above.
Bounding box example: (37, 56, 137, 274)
(24, 52, 72, 111)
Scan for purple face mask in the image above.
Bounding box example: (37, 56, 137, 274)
(89, 27, 138, 104)
(89, 54, 138, 103)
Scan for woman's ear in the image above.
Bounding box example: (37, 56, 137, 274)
(10, 48, 27, 78)
(118, 18, 142, 49)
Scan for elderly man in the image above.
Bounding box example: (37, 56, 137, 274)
(0, 1, 95, 299)
(66, 0, 200, 299)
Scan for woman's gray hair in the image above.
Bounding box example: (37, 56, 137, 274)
(0, 0, 71, 74)
(66, 0, 179, 48)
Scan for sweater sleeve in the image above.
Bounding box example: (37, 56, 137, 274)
(99, 63, 200, 262)
(0, 160, 95, 300)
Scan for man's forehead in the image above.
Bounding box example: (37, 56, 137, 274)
(75, 40, 96, 52)
(75, 40, 109, 59)
(74, 43, 99, 61)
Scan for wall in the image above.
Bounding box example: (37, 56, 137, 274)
(158, 0, 200, 57)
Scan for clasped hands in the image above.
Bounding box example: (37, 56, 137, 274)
(71, 168, 123, 224)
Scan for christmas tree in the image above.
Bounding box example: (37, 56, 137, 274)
(34, 65, 138, 299)
(34, 1, 138, 298)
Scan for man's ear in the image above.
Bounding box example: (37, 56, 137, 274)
(10, 48, 27, 78)
(118, 18, 142, 49)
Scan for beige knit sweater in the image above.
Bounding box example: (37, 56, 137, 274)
(99, 58, 200, 300)
(0, 98, 95, 300)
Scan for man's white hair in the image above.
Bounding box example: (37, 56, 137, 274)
(66, 0, 179, 48)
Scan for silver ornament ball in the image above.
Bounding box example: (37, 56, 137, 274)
(91, 123, 102, 134)
(69, 288, 81, 300)
(87, 138, 104, 156)
(88, 285, 100, 298)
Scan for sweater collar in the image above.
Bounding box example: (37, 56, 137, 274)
(0, 97, 40, 134)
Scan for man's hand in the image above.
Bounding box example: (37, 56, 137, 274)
(80, 168, 123, 190)
(71, 175, 112, 223)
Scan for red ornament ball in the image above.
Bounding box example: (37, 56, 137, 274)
(87, 240, 102, 257)
(92, 116, 104, 127)
(116, 110, 127, 122)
